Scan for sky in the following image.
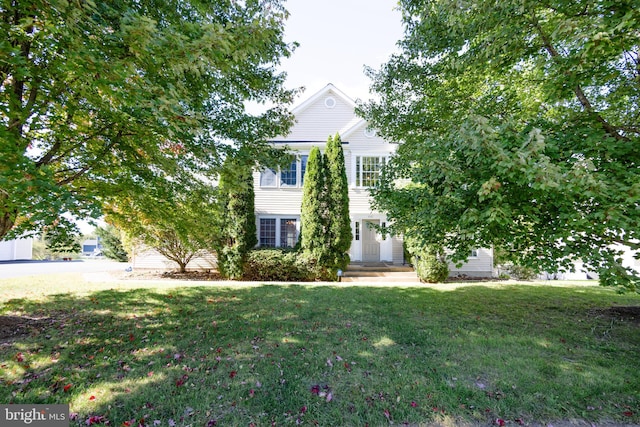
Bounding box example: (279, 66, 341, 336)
(278, 0, 404, 106)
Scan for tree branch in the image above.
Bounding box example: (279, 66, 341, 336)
(529, 12, 629, 142)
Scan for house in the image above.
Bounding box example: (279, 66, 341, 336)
(82, 238, 103, 256)
(254, 84, 494, 276)
(0, 238, 33, 261)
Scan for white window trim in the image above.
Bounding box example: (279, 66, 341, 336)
(259, 155, 308, 189)
(258, 216, 300, 248)
(354, 155, 388, 188)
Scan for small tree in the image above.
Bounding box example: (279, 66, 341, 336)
(300, 147, 331, 276)
(108, 183, 217, 273)
(45, 220, 81, 257)
(324, 133, 352, 272)
(215, 157, 257, 279)
(96, 225, 129, 262)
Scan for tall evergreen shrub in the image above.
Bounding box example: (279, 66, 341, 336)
(324, 133, 352, 271)
(216, 158, 257, 279)
(300, 147, 331, 274)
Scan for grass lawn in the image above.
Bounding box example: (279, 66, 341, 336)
(0, 274, 638, 426)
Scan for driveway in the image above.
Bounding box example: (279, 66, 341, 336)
(0, 259, 129, 279)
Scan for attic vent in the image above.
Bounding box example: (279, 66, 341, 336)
(364, 128, 376, 138)
(324, 96, 336, 108)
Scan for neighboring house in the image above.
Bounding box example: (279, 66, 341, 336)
(131, 245, 217, 271)
(82, 238, 103, 256)
(253, 83, 494, 276)
(0, 238, 33, 261)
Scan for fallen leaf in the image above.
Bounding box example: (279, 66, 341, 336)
(63, 384, 72, 392)
(411, 401, 417, 407)
(89, 395, 96, 401)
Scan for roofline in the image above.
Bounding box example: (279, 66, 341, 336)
(290, 83, 357, 115)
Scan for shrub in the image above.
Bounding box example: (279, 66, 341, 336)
(503, 263, 537, 280)
(414, 250, 450, 283)
(243, 249, 314, 282)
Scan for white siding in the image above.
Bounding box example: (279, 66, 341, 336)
(0, 238, 33, 261)
(282, 89, 359, 142)
(448, 248, 494, 278)
(132, 245, 217, 271)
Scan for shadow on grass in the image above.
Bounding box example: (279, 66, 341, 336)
(0, 284, 639, 426)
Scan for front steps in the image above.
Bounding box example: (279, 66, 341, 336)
(341, 263, 420, 283)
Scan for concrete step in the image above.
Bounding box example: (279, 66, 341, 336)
(341, 264, 420, 283)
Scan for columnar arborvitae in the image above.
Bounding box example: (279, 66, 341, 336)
(216, 159, 257, 279)
(324, 133, 352, 271)
(300, 147, 331, 270)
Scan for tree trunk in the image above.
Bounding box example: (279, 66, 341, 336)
(0, 194, 17, 240)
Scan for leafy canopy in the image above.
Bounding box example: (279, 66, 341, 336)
(0, 0, 296, 240)
(361, 0, 640, 290)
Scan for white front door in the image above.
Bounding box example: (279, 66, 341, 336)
(362, 220, 380, 262)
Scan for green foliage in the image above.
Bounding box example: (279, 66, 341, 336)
(300, 147, 332, 275)
(243, 249, 314, 281)
(324, 133, 352, 272)
(361, 0, 640, 291)
(214, 156, 258, 279)
(404, 235, 449, 283)
(109, 183, 218, 273)
(96, 225, 129, 262)
(0, 0, 296, 241)
(44, 220, 81, 255)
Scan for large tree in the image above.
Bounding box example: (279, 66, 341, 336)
(361, 0, 640, 290)
(324, 133, 352, 271)
(0, 0, 295, 241)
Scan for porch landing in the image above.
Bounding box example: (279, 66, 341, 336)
(342, 263, 419, 283)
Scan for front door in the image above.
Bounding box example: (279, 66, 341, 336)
(362, 220, 380, 262)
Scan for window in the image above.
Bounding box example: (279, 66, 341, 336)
(259, 218, 276, 247)
(356, 156, 385, 187)
(470, 249, 479, 258)
(259, 217, 298, 248)
(260, 168, 277, 187)
(260, 155, 308, 188)
(280, 161, 297, 187)
(280, 219, 298, 248)
(354, 222, 360, 241)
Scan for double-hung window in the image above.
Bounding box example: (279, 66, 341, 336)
(355, 156, 386, 187)
(259, 217, 298, 248)
(260, 155, 308, 188)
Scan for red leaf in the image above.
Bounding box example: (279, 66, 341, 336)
(89, 395, 96, 401)
(383, 409, 391, 421)
(623, 411, 634, 417)
(63, 384, 72, 392)
(15, 352, 24, 362)
(300, 406, 307, 414)
(410, 401, 417, 407)
(310, 385, 320, 395)
(176, 375, 188, 387)
(229, 371, 237, 379)
(496, 419, 506, 426)
(129, 334, 135, 342)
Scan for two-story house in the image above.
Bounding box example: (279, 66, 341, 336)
(254, 83, 404, 264)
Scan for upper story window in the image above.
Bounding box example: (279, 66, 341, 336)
(355, 156, 386, 187)
(260, 155, 308, 188)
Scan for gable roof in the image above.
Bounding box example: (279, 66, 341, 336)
(290, 83, 357, 115)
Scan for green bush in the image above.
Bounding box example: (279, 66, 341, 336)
(243, 249, 315, 282)
(504, 264, 537, 280)
(414, 251, 450, 283)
